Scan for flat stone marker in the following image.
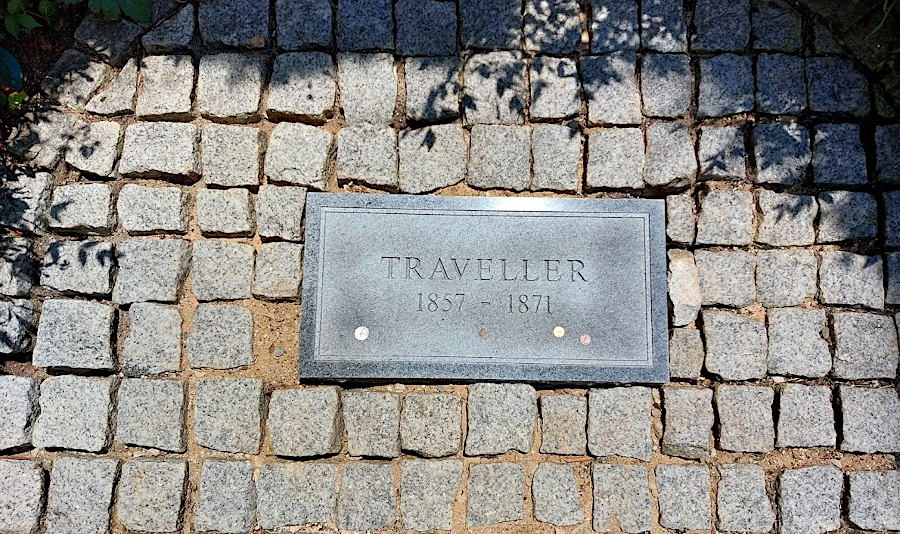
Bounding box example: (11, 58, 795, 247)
(300, 194, 667, 383)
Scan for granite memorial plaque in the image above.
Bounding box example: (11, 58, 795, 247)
(300, 194, 668, 383)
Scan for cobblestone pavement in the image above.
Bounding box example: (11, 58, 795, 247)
(1, 0, 900, 532)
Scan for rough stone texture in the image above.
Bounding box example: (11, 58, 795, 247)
(257, 462, 338, 529)
(756, 249, 817, 307)
(202, 125, 264, 187)
(197, 53, 264, 122)
(768, 308, 831, 377)
(396, 0, 457, 55)
(468, 125, 530, 190)
(665, 194, 695, 244)
(877, 124, 900, 182)
(198, 0, 268, 48)
(756, 53, 806, 114)
(32, 376, 113, 452)
(0, 459, 44, 534)
(64, 120, 122, 177)
(135, 55, 194, 120)
(337, 124, 398, 187)
(467, 463, 524, 527)
(41, 50, 110, 110)
(192, 241, 255, 301)
(343, 390, 401, 458)
(117, 184, 189, 234)
(532, 463, 582, 526)
(197, 188, 254, 236)
(704, 310, 768, 380)
(698, 54, 754, 118)
(336, 0, 393, 50)
(531, 124, 581, 192)
(45, 456, 117, 534)
(398, 125, 466, 193)
(539, 394, 587, 455)
(460, 0, 521, 49)
(463, 52, 526, 125)
(641, 0, 687, 51)
(849, 471, 900, 530)
(122, 303, 182, 376)
(644, 122, 697, 187)
(33, 299, 114, 370)
(817, 190, 877, 242)
(695, 249, 756, 307)
(0, 241, 32, 297)
(692, 0, 750, 51)
(582, 52, 641, 125)
(841, 387, 900, 453)
(807, 57, 870, 116)
(74, 14, 141, 66)
(587, 387, 651, 461)
(267, 386, 343, 457)
(699, 126, 745, 179)
(187, 304, 254, 369)
(640, 53, 691, 117)
(662, 386, 713, 459)
(777, 384, 835, 448)
(753, 0, 802, 50)
(780, 466, 842, 534)
(118, 122, 200, 180)
(256, 185, 306, 241)
(86, 58, 138, 116)
(400, 392, 462, 457)
(889, 253, 900, 304)
(400, 459, 462, 531)
(264, 122, 333, 189)
(113, 239, 190, 304)
(586, 128, 644, 189)
(695, 190, 754, 245)
(524, 0, 580, 53)
(465, 383, 536, 455)
(0, 376, 38, 451)
(656, 465, 711, 530)
(813, 123, 867, 184)
(276, 0, 332, 49)
(404, 57, 460, 122)
(117, 460, 186, 533)
(253, 242, 303, 299)
(267, 52, 336, 121)
(142, 4, 194, 53)
(194, 378, 263, 454)
(589, 0, 638, 52)
(6, 110, 77, 169)
(592, 465, 651, 534)
(195, 460, 256, 534)
(48, 183, 113, 234)
(833, 312, 898, 379)
(0, 300, 33, 354)
(716, 385, 775, 453)
(756, 191, 817, 246)
(667, 249, 700, 326)
(530, 57, 580, 119)
(717, 464, 775, 533)
(40, 240, 113, 296)
(887, 191, 900, 246)
(337, 462, 396, 531)
(668, 328, 704, 379)
(0, 168, 52, 234)
(338, 53, 397, 124)
(819, 252, 884, 309)
(754, 122, 811, 185)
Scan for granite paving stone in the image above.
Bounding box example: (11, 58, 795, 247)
(460, 0, 521, 49)
(398, 124, 466, 193)
(590, 0, 639, 52)
(662, 386, 713, 458)
(136, 55, 194, 120)
(276, 0, 332, 49)
(256, 185, 306, 240)
(668, 328, 704, 379)
(698, 54, 754, 117)
(813, 23, 842, 53)
(6, 109, 77, 169)
(198, 53, 265, 122)
(777, 384, 835, 447)
(253, 242, 303, 299)
(888, 253, 900, 304)
(756, 190, 816, 245)
(833, 311, 898, 379)
(118, 122, 200, 180)
(187, 304, 254, 369)
(74, 14, 141, 66)
(877, 124, 900, 182)
(266, 52, 336, 121)
(656, 465, 711, 530)
(337, 462, 396, 531)
(142, 4, 195, 53)
(343, 390, 401, 457)
(336, 0, 393, 51)
(257, 462, 338, 528)
(86, 58, 138, 116)
(887, 191, 900, 246)
(525, 0, 581, 54)
(117, 460, 186, 533)
(41, 50, 110, 110)
(582, 52, 641, 125)
(780, 466, 842, 534)
(699, 126, 745, 179)
(45, 456, 117, 534)
(767, 308, 831, 377)
(717, 385, 775, 453)
(807, 57, 870, 116)
(113, 238, 190, 303)
(194, 378, 263, 454)
(40, 241, 113, 296)
(691, 0, 750, 51)
(756, 249, 818, 307)
(467, 462, 524, 526)
(0, 168, 52, 234)
(592, 465, 651, 534)
(531, 124, 581, 191)
(338, 53, 397, 124)
(48, 183, 113, 234)
(467, 125, 531, 190)
(396, 0, 457, 55)
(33, 299, 114, 370)
(264, 122, 333, 189)
(849, 471, 900, 530)
(465, 383, 536, 455)
(0, 238, 33, 297)
(667, 249, 701, 326)
(0, 300, 33, 354)
(337, 124, 398, 187)
(587, 387, 651, 460)
(267, 386, 343, 457)
(841, 386, 900, 453)
(813, 123, 867, 184)
(122, 303, 182, 376)
(641, 0, 687, 52)
(754, 122, 811, 185)
(643, 122, 696, 187)
(753, 0, 802, 51)
(717, 464, 775, 533)
(196, 188, 254, 236)
(695, 249, 756, 307)
(400, 392, 462, 457)
(695, 190, 754, 245)
(756, 53, 806, 114)
(819, 251, 884, 309)
(404, 57, 461, 122)
(33, 375, 113, 452)
(529, 57, 580, 119)
(0, 376, 38, 451)
(641, 54, 691, 117)
(64, 120, 122, 177)
(118, 184, 189, 234)
(401, 460, 462, 531)
(532, 463, 582, 526)
(198, 0, 268, 48)
(0, 459, 43, 534)
(587, 128, 643, 189)
(817, 190, 877, 242)
(704, 309, 767, 380)
(192, 240, 255, 301)
(195, 460, 256, 533)
(463, 52, 526, 125)
(665, 194, 695, 244)
(539, 394, 587, 455)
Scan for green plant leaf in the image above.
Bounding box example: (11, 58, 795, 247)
(119, 0, 150, 23)
(87, 0, 100, 13)
(0, 92, 7, 107)
(38, 0, 60, 21)
(15, 13, 40, 29)
(7, 90, 27, 108)
(4, 16, 20, 38)
(100, 0, 120, 18)
(7, 0, 24, 14)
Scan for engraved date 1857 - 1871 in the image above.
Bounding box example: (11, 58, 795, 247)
(416, 292, 552, 314)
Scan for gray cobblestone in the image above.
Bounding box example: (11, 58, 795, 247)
(33, 299, 114, 370)
(64, 120, 121, 177)
(703, 309, 767, 380)
(668, 328, 704, 379)
(74, 15, 141, 66)
(698, 54, 753, 117)
(266, 52, 335, 121)
(525, 0, 581, 53)
(754, 122, 811, 185)
(780, 466, 842, 534)
(117, 460, 186, 533)
(756, 190, 816, 245)
(699, 126, 745, 179)
(122, 303, 181, 376)
(0, 238, 30, 296)
(807, 57, 870, 116)
(6, 110, 76, 169)
(46, 456, 117, 534)
(338, 462, 396, 531)
(114, 239, 190, 304)
(0, 169, 51, 234)
(530, 57, 580, 119)
(338, 53, 397, 124)
(665, 194, 694, 244)
(336, 0, 393, 50)
(192, 241, 254, 301)
(86, 58, 137, 116)
(118, 185, 189, 234)
(813, 23, 842, 53)
(587, 128, 644, 189)
(849, 471, 900, 530)
(195, 460, 256, 534)
(0, 376, 38, 451)
(198, 0, 268, 48)
(136, 55, 193, 120)
(695, 249, 756, 307)
(531, 124, 581, 192)
(33, 375, 113, 451)
(588, 387, 651, 461)
(667, 249, 700, 326)
(877, 124, 900, 182)
(187, 304, 254, 369)
(264, 122, 333, 189)
(590, 0, 638, 52)
(813, 124, 867, 184)
(337, 124, 398, 187)
(404, 57, 460, 122)
(400, 459, 462, 531)
(644, 122, 696, 187)
(0, 300, 32, 354)
(197, 188, 254, 236)
(583, 52, 641, 124)
(463, 52, 526, 124)
(467, 462, 524, 526)
(753, 0, 802, 50)
(641, 0, 687, 51)
(40, 241, 113, 296)
(398, 125, 466, 193)
(257, 462, 338, 528)
(256, 185, 306, 241)
(767, 308, 831, 377)
(201, 124, 264, 187)
(756, 53, 805, 114)
(716, 385, 774, 453)
(889, 253, 900, 304)
(756, 249, 817, 307)
(41, 50, 110, 110)
(118, 122, 200, 180)
(717, 464, 775, 533)
(841, 386, 900, 453)
(194, 378, 263, 454)
(777, 384, 835, 447)
(695, 190, 754, 245)
(532, 463, 581, 526)
(692, 0, 750, 51)
(817, 190, 877, 242)
(400, 392, 462, 457)
(276, 0, 331, 49)
(641, 54, 691, 117)
(397, 0, 457, 55)
(49, 183, 113, 234)
(343, 390, 400, 457)
(197, 53, 264, 122)
(142, 4, 194, 53)
(460, 0, 521, 49)
(662, 386, 713, 459)
(253, 242, 302, 299)
(819, 252, 883, 309)
(887, 191, 900, 245)
(267, 386, 343, 457)
(592, 464, 651, 534)
(465, 383, 536, 455)
(0, 459, 43, 534)
(833, 311, 898, 379)
(656, 465, 711, 530)
(539, 394, 586, 455)
(468, 124, 530, 190)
